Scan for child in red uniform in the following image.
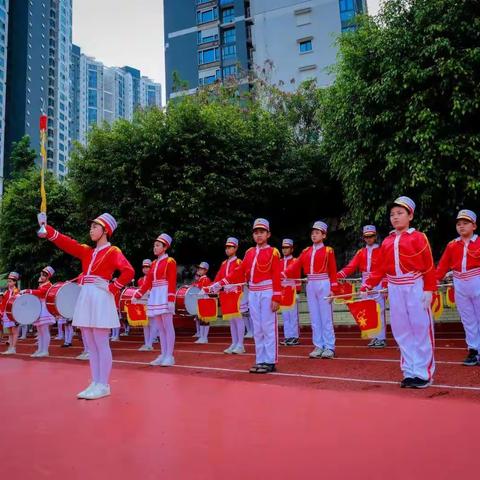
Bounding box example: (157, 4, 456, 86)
(193, 262, 212, 344)
(211, 219, 281, 374)
(214, 238, 245, 354)
(0, 272, 20, 355)
(338, 225, 387, 348)
(362, 196, 436, 388)
(134, 234, 177, 366)
(39, 212, 135, 399)
(284, 221, 337, 359)
(137, 259, 154, 351)
(436, 210, 480, 366)
(23, 266, 56, 357)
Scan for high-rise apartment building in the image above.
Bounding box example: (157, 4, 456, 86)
(0, 0, 8, 195)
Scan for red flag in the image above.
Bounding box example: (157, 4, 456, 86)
(347, 299, 381, 339)
(331, 282, 355, 303)
(280, 285, 296, 312)
(125, 303, 148, 326)
(219, 291, 242, 320)
(445, 287, 455, 308)
(39, 114, 47, 131)
(431, 291, 444, 320)
(198, 297, 218, 323)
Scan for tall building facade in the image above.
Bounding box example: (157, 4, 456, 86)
(164, 0, 367, 99)
(3, 0, 72, 182)
(140, 76, 162, 108)
(164, 0, 253, 100)
(0, 0, 8, 195)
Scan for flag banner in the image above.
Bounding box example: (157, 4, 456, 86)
(332, 282, 355, 303)
(219, 291, 242, 320)
(280, 285, 296, 312)
(126, 303, 148, 327)
(347, 299, 381, 339)
(445, 286, 455, 308)
(39, 114, 48, 214)
(198, 297, 218, 323)
(431, 291, 444, 320)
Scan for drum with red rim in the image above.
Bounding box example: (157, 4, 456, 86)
(6, 293, 41, 326)
(118, 287, 149, 312)
(46, 282, 81, 319)
(175, 285, 202, 316)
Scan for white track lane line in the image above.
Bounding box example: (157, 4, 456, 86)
(10, 353, 480, 392)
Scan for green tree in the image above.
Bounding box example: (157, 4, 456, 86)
(320, 0, 480, 253)
(9, 136, 37, 179)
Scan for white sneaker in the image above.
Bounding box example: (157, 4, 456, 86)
(2, 347, 16, 355)
(77, 382, 96, 399)
(196, 337, 208, 344)
(84, 383, 111, 400)
(30, 350, 41, 358)
(54, 336, 64, 340)
(245, 332, 254, 338)
(110, 337, 120, 342)
(160, 356, 175, 367)
(149, 355, 164, 366)
(224, 345, 235, 354)
(138, 345, 153, 351)
(120, 332, 128, 337)
(309, 347, 324, 358)
(18, 336, 27, 340)
(192, 333, 200, 338)
(232, 346, 245, 354)
(321, 348, 335, 359)
(76, 352, 89, 360)
(36, 351, 49, 358)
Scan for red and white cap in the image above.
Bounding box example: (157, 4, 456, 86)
(91, 213, 117, 236)
(156, 233, 172, 248)
(8, 272, 20, 281)
(282, 238, 294, 247)
(225, 237, 239, 247)
(312, 221, 328, 233)
(142, 259, 152, 267)
(362, 225, 377, 236)
(457, 209, 477, 223)
(42, 266, 55, 278)
(253, 218, 270, 231)
(392, 196, 416, 214)
(197, 261, 209, 270)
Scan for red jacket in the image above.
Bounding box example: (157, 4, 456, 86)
(284, 244, 337, 285)
(214, 257, 242, 283)
(193, 275, 212, 289)
(46, 225, 134, 292)
(365, 229, 436, 291)
(137, 276, 146, 288)
(338, 245, 382, 279)
(282, 256, 302, 292)
(24, 281, 52, 298)
(135, 255, 177, 303)
(220, 246, 282, 302)
(437, 234, 480, 280)
(0, 287, 19, 315)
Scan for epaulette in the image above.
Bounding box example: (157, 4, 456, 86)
(272, 247, 280, 257)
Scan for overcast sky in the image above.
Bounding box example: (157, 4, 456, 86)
(73, 0, 382, 89)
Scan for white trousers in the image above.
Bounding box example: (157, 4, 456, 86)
(306, 280, 335, 350)
(249, 289, 278, 364)
(372, 286, 386, 340)
(454, 276, 480, 351)
(388, 277, 435, 381)
(282, 303, 299, 339)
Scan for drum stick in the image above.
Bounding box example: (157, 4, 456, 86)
(324, 289, 387, 300)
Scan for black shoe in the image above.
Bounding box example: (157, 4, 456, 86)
(280, 338, 290, 346)
(288, 338, 300, 346)
(400, 377, 415, 388)
(410, 377, 432, 389)
(265, 363, 276, 373)
(463, 349, 478, 366)
(61, 343, 72, 348)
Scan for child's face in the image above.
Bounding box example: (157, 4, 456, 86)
(390, 206, 413, 230)
(253, 229, 270, 245)
(90, 222, 106, 242)
(456, 219, 476, 238)
(39, 271, 48, 283)
(311, 229, 326, 244)
(142, 266, 150, 275)
(225, 246, 237, 257)
(282, 246, 293, 257)
(153, 241, 166, 256)
(196, 267, 207, 276)
(7, 279, 15, 289)
(364, 235, 377, 246)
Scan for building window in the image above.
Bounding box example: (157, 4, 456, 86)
(222, 65, 237, 78)
(339, 0, 365, 32)
(299, 39, 313, 53)
(295, 8, 312, 26)
(222, 7, 235, 23)
(88, 69, 97, 88)
(222, 27, 235, 45)
(197, 27, 218, 44)
(196, 0, 212, 4)
(197, 7, 218, 25)
(88, 108, 97, 125)
(88, 89, 97, 107)
(222, 44, 236, 60)
(199, 70, 220, 86)
(198, 47, 219, 65)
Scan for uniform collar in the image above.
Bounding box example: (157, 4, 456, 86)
(312, 243, 324, 250)
(392, 228, 415, 236)
(95, 242, 111, 252)
(283, 255, 293, 260)
(227, 256, 237, 262)
(366, 244, 379, 250)
(456, 234, 478, 242)
(157, 253, 168, 261)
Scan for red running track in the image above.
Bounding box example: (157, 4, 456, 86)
(1, 327, 479, 479)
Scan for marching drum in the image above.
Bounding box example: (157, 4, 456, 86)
(118, 287, 148, 312)
(5, 293, 42, 326)
(46, 282, 81, 320)
(175, 285, 204, 316)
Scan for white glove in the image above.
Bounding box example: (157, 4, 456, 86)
(422, 291, 433, 310)
(168, 302, 175, 314)
(209, 282, 222, 294)
(37, 212, 47, 227)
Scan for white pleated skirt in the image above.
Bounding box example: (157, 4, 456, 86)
(147, 284, 169, 317)
(34, 300, 56, 327)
